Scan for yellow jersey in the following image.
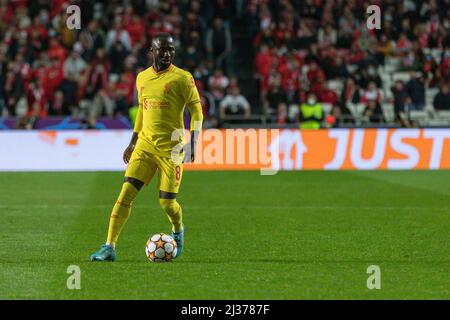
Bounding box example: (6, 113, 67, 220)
(134, 64, 203, 158)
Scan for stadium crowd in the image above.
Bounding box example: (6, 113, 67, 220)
(0, 0, 236, 128)
(252, 0, 450, 127)
(0, 0, 449, 129)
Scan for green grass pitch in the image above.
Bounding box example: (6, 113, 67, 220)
(0, 170, 449, 299)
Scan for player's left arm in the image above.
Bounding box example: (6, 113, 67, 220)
(183, 75, 203, 163)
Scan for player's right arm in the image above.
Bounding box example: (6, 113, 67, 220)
(124, 73, 143, 164)
(182, 73, 203, 163)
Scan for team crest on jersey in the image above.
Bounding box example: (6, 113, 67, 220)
(164, 82, 172, 94)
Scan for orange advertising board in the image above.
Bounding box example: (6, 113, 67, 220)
(1, 129, 448, 171)
(184, 129, 450, 171)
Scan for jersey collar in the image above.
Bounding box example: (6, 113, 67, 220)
(151, 64, 174, 75)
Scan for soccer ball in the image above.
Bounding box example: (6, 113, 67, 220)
(145, 233, 177, 262)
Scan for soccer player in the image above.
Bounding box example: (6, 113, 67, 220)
(90, 33, 203, 261)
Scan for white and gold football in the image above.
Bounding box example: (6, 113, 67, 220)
(145, 233, 177, 262)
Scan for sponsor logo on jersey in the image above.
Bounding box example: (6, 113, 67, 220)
(143, 98, 170, 110)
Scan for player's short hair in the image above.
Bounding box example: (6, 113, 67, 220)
(153, 33, 174, 42)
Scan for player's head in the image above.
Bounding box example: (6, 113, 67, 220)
(151, 33, 175, 69)
(307, 93, 317, 105)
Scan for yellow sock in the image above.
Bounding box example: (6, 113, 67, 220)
(106, 182, 139, 246)
(160, 198, 183, 232)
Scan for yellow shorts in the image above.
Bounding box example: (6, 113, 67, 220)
(125, 140, 183, 194)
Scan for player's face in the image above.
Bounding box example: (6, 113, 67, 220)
(151, 38, 175, 69)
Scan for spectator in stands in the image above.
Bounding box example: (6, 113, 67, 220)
(42, 57, 64, 102)
(299, 93, 323, 130)
(109, 38, 130, 75)
(182, 43, 202, 71)
(356, 65, 382, 89)
(341, 77, 360, 106)
(113, 73, 133, 116)
(317, 24, 337, 51)
(278, 53, 301, 98)
(396, 33, 412, 57)
(277, 103, 288, 125)
(48, 90, 68, 116)
(184, 5, 206, 39)
(219, 86, 251, 122)
(125, 13, 145, 47)
(306, 61, 326, 92)
(106, 20, 131, 53)
(299, 0, 320, 20)
(264, 76, 287, 122)
(47, 36, 67, 63)
(328, 56, 349, 79)
(335, 78, 359, 123)
(53, 6, 76, 49)
(316, 82, 338, 107)
(59, 44, 84, 116)
(296, 22, 315, 49)
(63, 48, 86, 81)
(254, 44, 272, 90)
(26, 77, 47, 117)
(85, 61, 114, 118)
(391, 80, 411, 127)
(206, 17, 232, 70)
(364, 100, 384, 123)
(375, 34, 394, 64)
(361, 81, 382, 105)
(192, 61, 211, 89)
(405, 71, 426, 111)
(208, 68, 229, 107)
(30, 53, 47, 90)
(79, 19, 105, 62)
(1, 66, 25, 116)
(1, 0, 449, 130)
(433, 84, 450, 111)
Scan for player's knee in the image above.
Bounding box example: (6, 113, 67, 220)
(117, 182, 139, 206)
(159, 198, 180, 216)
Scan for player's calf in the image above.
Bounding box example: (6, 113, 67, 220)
(159, 198, 183, 233)
(160, 198, 184, 258)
